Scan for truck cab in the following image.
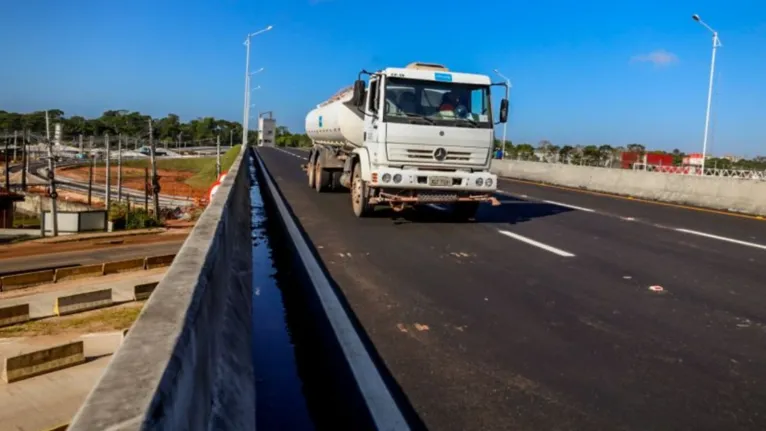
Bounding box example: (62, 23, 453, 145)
(348, 62, 508, 218)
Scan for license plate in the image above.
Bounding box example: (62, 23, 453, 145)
(428, 176, 451, 187)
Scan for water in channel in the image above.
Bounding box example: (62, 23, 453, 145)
(249, 155, 315, 430)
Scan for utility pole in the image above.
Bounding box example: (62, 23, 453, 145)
(24, 130, 30, 179)
(4, 137, 9, 190)
(229, 129, 233, 148)
(216, 134, 222, 178)
(79, 134, 83, 154)
(21, 131, 27, 190)
(144, 167, 149, 210)
(13, 131, 17, 162)
(149, 120, 160, 219)
(45, 111, 59, 237)
(105, 133, 111, 214)
(88, 155, 93, 206)
(117, 134, 123, 202)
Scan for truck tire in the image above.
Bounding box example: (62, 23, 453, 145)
(307, 152, 316, 189)
(315, 161, 331, 193)
(451, 202, 480, 221)
(351, 163, 372, 217)
(331, 171, 343, 190)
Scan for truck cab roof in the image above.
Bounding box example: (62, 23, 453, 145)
(381, 66, 491, 86)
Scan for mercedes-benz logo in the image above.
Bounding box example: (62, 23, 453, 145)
(433, 147, 447, 161)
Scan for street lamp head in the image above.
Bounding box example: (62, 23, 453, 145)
(692, 14, 700, 21)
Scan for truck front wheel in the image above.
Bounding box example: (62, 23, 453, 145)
(351, 163, 372, 217)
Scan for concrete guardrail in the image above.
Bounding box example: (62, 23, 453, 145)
(490, 159, 766, 216)
(68, 145, 254, 430)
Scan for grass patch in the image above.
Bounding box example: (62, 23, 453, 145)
(0, 302, 144, 337)
(184, 145, 241, 190)
(96, 145, 241, 191)
(13, 213, 40, 228)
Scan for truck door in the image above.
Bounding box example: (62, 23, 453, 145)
(364, 76, 380, 145)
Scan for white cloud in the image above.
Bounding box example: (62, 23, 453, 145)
(630, 49, 679, 67)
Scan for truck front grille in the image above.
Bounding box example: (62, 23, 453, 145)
(386, 144, 487, 165)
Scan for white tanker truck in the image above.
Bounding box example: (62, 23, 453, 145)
(304, 62, 509, 219)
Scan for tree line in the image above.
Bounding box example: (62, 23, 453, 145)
(494, 139, 766, 170)
(0, 109, 252, 146)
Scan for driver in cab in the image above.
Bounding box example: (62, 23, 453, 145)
(438, 91, 469, 118)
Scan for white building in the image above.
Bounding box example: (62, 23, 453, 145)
(257, 114, 276, 147)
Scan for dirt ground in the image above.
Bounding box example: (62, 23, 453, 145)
(57, 166, 206, 199)
(0, 302, 144, 338)
(0, 230, 189, 260)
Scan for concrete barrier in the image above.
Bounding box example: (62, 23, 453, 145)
(133, 281, 159, 301)
(69, 145, 254, 430)
(54, 264, 104, 282)
(144, 254, 175, 270)
(2, 341, 86, 383)
(1, 269, 55, 291)
(0, 303, 30, 327)
(490, 159, 766, 216)
(102, 258, 145, 275)
(54, 289, 113, 316)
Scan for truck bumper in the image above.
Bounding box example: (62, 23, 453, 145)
(368, 168, 500, 206)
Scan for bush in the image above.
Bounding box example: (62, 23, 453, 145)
(108, 202, 163, 230)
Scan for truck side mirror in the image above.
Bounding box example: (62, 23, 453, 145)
(352, 80, 365, 106)
(499, 99, 509, 123)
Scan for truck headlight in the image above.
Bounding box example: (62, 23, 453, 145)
(393, 174, 402, 184)
(382, 173, 391, 183)
(486, 178, 493, 187)
(475, 177, 484, 187)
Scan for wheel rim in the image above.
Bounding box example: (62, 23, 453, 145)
(352, 175, 362, 210)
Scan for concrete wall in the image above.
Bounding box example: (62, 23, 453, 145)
(68, 146, 254, 430)
(15, 193, 93, 215)
(490, 160, 766, 216)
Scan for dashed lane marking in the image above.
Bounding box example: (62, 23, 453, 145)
(497, 229, 576, 257)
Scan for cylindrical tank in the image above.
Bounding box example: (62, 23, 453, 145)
(305, 87, 364, 151)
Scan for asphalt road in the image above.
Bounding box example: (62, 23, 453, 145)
(0, 240, 183, 274)
(258, 146, 766, 431)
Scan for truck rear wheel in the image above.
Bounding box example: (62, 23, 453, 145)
(315, 161, 331, 192)
(307, 159, 316, 188)
(351, 163, 372, 217)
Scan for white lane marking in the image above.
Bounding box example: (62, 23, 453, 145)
(497, 230, 576, 257)
(674, 228, 766, 251)
(273, 147, 308, 160)
(542, 200, 595, 213)
(498, 189, 594, 213)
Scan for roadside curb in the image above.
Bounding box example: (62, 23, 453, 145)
(0, 254, 175, 291)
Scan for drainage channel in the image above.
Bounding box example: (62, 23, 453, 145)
(249, 149, 394, 430)
(249, 155, 314, 430)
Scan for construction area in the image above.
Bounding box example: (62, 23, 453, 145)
(0, 228, 186, 430)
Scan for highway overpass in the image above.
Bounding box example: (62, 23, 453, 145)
(68, 145, 766, 430)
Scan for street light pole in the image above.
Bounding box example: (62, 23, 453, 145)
(692, 14, 721, 175)
(241, 26, 272, 147)
(493, 69, 512, 160)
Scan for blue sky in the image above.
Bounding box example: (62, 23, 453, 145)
(1, 0, 764, 156)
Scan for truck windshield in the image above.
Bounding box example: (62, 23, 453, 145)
(383, 77, 492, 129)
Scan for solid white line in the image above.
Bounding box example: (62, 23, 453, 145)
(542, 200, 595, 213)
(674, 228, 766, 251)
(497, 230, 576, 257)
